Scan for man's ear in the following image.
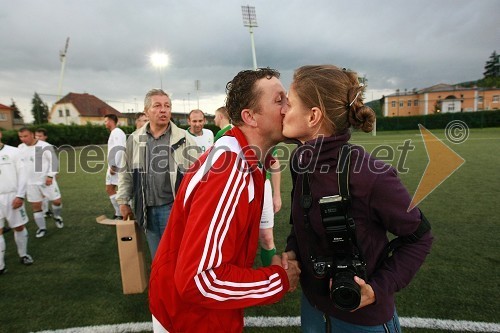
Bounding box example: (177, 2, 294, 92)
(241, 108, 257, 127)
(309, 107, 324, 128)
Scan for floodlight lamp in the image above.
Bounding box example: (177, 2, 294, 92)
(150, 52, 169, 69)
(241, 5, 258, 27)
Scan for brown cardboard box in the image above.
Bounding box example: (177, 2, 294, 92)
(96, 216, 147, 294)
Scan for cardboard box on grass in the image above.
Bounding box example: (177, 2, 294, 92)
(96, 215, 147, 294)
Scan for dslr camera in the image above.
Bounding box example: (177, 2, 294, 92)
(312, 195, 366, 311)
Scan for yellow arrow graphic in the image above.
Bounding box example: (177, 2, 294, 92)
(408, 124, 465, 211)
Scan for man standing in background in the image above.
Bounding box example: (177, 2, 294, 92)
(104, 114, 127, 220)
(213, 106, 231, 141)
(0, 130, 33, 273)
(35, 128, 54, 219)
(117, 89, 198, 258)
(18, 127, 63, 238)
(186, 109, 213, 153)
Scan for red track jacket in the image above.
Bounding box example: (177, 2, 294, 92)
(149, 127, 290, 332)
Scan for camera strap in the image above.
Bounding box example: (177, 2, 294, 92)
(301, 143, 364, 262)
(374, 210, 431, 270)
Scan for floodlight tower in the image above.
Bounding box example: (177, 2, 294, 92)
(241, 5, 258, 70)
(150, 52, 169, 89)
(57, 37, 70, 100)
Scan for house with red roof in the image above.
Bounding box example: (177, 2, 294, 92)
(0, 103, 14, 130)
(48, 92, 128, 125)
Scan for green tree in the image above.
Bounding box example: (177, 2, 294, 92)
(31, 92, 49, 124)
(483, 51, 499, 78)
(10, 99, 24, 120)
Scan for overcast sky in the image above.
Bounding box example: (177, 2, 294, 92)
(1, 0, 498, 121)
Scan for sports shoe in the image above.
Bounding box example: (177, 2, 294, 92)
(113, 215, 123, 220)
(44, 210, 53, 219)
(0, 267, 7, 275)
(54, 216, 64, 229)
(20, 255, 34, 265)
(35, 228, 47, 238)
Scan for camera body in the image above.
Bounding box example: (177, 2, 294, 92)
(313, 195, 367, 311)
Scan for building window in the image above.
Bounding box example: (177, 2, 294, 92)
(391, 101, 396, 107)
(478, 96, 483, 103)
(448, 104, 455, 112)
(407, 100, 412, 107)
(65, 109, 70, 116)
(59, 110, 63, 117)
(0, 113, 7, 121)
(493, 95, 499, 103)
(414, 100, 419, 106)
(399, 101, 404, 107)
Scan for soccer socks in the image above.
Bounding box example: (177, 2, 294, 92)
(14, 228, 28, 258)
(42, 197, 49, 213)
(52, 203, 63, 219)
(34, 211, 47, 230)
(109, 194, 121, 217)
(0, 234, 5, 270)
(260, 247, 276, 267)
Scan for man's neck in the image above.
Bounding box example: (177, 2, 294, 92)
(220, 120, 230, 129)
(239, 126, 275, 166)
(189, 128, 203, 137)
(149, 122, 169, 139)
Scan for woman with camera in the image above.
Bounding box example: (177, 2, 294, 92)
(281, 65, 433, 332)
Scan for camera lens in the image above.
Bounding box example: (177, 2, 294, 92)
(330, 271, 361, 311)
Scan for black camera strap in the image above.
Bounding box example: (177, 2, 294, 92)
(374, 210, 431, 270)
(301, 144, 364, 262)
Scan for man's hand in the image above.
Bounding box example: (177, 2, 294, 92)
(119, 204, 133, 220)
(274, 251, 301, 292)
(12, 197, 24, 209)
(45, 176, 53, 186)
(284, 259, 301, 292)
(109, 166, 116, 175)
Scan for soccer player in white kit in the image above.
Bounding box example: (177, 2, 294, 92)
(0, 130, 34, 274)
(35, 128, 53, 218)
(186, 109, 214, 153)
(18, 127, 63, 238)
(104, 114, 126, 219)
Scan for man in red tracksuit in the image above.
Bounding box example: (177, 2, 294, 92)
(149, 68, 301, 333)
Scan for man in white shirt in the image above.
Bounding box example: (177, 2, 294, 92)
(104, 114, 127, 219)
(35, 128, 53, 219)
(0, 130, 34, 273)
(186, 109, 214, 153)
(18, 127, 63, 238)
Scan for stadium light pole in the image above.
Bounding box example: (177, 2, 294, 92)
(150, 52, 169, 89)
(241, 5, 258, 70)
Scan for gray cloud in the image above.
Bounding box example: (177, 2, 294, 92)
(1, 0, 498, 120)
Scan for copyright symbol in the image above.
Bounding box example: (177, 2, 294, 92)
(445, 120, 469, 144)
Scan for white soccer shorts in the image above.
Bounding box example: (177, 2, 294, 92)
(27, 181, 62, 203)
(0, 192, 29, 229)
(105, 168, 119, 185)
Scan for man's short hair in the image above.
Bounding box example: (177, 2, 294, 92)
(144, 89, 170, 111)
(135, 112, 146, 119)
(104, 114, 118, 124)
(188, 109, 205, 120)
(35, 128, 48, 136)
(225, 68, 280, 126)
(215, 106, 229, 120)
(18, 127, 33, 133)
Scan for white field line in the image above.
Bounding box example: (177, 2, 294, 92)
(32, 316, 500, 333)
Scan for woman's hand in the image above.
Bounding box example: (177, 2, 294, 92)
(351, 276, 376, 311)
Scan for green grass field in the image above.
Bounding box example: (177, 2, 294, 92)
(1, 127, 499, 333)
